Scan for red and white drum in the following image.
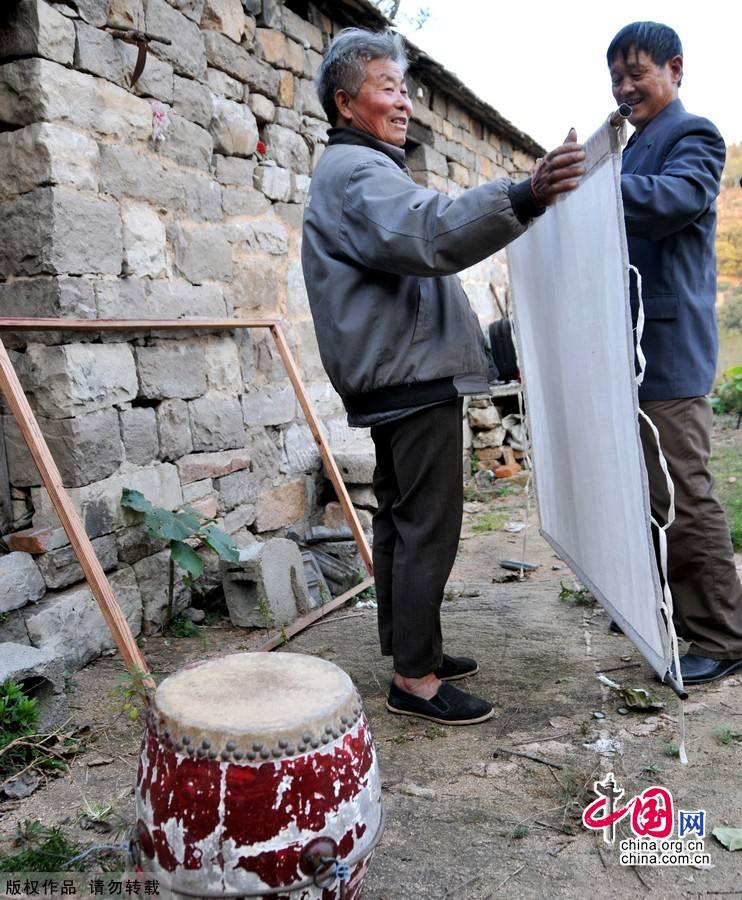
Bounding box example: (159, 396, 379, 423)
(135, 652, 383, 898)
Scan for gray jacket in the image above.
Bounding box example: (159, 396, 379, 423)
(301, 128, 538, 415)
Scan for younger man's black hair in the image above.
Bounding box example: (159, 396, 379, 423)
(607, 21, 682, 68)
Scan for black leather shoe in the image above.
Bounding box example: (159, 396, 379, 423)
(433, 654, 479, 681)
(386, 681, 494, 725)
(666, 654, 742, 686)
(609, 621, 624, 634)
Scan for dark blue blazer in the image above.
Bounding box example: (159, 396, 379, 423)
(621, 98, 726, 401)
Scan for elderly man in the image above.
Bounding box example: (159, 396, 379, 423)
(302, 28, 585, 724)
(608, 21, 742, 684)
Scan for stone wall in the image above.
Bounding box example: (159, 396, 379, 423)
(0, 0, 538, 667)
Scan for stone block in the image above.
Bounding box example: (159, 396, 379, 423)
(328, 445, 376, 485)
(134, 548, 190, 633)
(6, 527, 56, 556)
(475, 447, 504, 470)
(214, 154, 255, 185)
(281, 423, 319, 474)
(0, 188, 123, 278)
(121, 407, 159, 466)
(255, 28, 306, 76)
(347, 485, 377, 511)
(116, 522, 166, 566)
(255, 479, 305, 532)
(242, 52, 280, 100)
(263, 123, 310, 173)
(253, 164, 292, 201)
(245, 427, 281, 476)
(99, 144, 184, 210)
(189, 393, 245, 451)
(406, 143, 448, 177)
(202, 29, 252, 81)
(294, 319, 325, 381)
(172, 75, 213, 127)
(0, 58, 152, 140)
(323, 501, 372, 535)
(172, 224, 232, 283)
(0, 123, 99, 203)
(184, 172, 224, 222)
(222, 185, 269, 217)
(226, 219, 288, 255)
(274, 107, 301, 130)
(282, 8, 323, 52)
(222, 537, 311, 627)
(206, 66, 243, 101)
(4, 408, 123, 488)
(115, 40, 174, 102)
(286, 261, 309, 316)
(22, 343, 137, 418)
(25, 566, 142, 670)
(241, 386, 294, 426)
(145, 0, 207, 79)
(472, 426, 507, 449)
(135, 342, 208, 399)
(214, 469, 259, 512)
(468, 405, 502, 429)
(0, 643, 68, 730)
(209, 95, 258, 157)
(0, 0, 76, 65)
(0, 552, 45, 613)
(248, 93, 275, 123)
(144, 280, 228, 318)
(156, 398, 194, 460)
(31, 463, 182, 538)
(221, 503, 256, 533)
(200, 0, 245, 42)
(203, 336, 242, 392)
(159, 113, 213, 170)
(176, 449, 250, 483)
(74, 20, 128, 86)
(36, 534, 117, 591)
(182, 478, 213, 502)
(72, 0, 110, 26)
(121, 203, 167, 278)
(0, 276, 97, 322)
(305, 380, 343, 417)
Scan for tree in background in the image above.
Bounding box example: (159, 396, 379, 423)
(371, 0, 430, 29)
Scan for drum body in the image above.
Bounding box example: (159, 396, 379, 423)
(135, 652, 383, 899)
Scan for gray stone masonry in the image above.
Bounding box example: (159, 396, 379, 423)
(255, 478, 305, 532)
(98, 144, 184, 210)
(173, 75, 213, 128)
(202, 29, 253, 82)
(117, 41, 174, 103)
(121, 202, 167, 278)
(157, 399, 195, 460)
(215, 468, 260, 513)
(36, 534, 118, 591)
(222, 537, 310, 627)
(135, 342, 208, 399)
(172, 224, 233, 283)
(145, 0, 207, 79)
(25, 566, 142, 670)
(201, 0, 246, 44)
(189, 393, 245, 451)
(206, 66, 243, 101)
(329, 445, 376, 485)
(3, 408, 123, 488)
(210, 95, 259, 157)
(159, 114, 213, 171)
(253, 164, 292, 201)
(0, 0, 75, 66)
(0, 552, 46, 613)
(134, 548, 191, 634)
(176, 449, 250, 484)
(120, 407, 160, 466)
(241, 385, 295, 426)
(0, 276, 97, 324)
(231, 252, 282, 314)
(263, 123, 310, 173)
(0, 643, 68, 731)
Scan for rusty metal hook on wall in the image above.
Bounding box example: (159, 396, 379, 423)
(104, 22, 172, 88)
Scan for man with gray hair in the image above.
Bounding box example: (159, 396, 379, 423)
(302, 27, 585, 724)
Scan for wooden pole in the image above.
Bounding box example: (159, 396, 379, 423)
(0, 338, 152, 685)
(269, 324, 373, 575)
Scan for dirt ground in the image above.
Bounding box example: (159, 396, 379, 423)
(1, 422, 741, 899)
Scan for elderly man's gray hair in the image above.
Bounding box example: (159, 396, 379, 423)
(315, 27, 409, 124)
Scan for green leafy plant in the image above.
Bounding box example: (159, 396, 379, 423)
(166, 614, 200, 638)
(510, 825, 529, 839)
(559, 581, 595, 606)
(110, 667, 153, 724)
(663, 744, 680, 758)
(120, 488, 240, 627)
(713, 724, 742, 746)
(711, 364, 742, 427)
(471, 512, 506, 533)
(0, 820, 120, 872)
(1, 680, 40, 778)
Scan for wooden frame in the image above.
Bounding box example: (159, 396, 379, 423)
(0, 318, 374, 676)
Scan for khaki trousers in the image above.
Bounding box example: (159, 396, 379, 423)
(640, 397, 742, 659)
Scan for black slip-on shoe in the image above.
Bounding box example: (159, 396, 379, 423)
(609, 620, 624, 634)
(386, 681, 494, 725)
(665, 654, 742, 686)
(434, 653, 479, 681)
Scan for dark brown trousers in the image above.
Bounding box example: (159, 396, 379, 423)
(370, 399, 463, 677)
(640, 397, 742, 659)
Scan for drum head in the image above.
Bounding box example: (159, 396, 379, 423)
(152, 652, 362, 762)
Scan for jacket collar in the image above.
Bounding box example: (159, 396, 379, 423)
(623, 98, 685, 169)
(328, 127, 407, 170)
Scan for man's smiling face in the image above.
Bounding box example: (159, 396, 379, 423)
(336, 57, 413, 147)
(610, 47, 682, 133)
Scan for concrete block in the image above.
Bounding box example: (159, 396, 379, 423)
(157, 399, 194, 461)
(0, 187, 123, 278)
(25, 566, 142, 671)
(134, 549, 190, 634)
(222, 537, 311, 627)
(172, 224, 232, 283)
(206, 67, 243, 101)
(210, 95, 258, 157)
(241, 385, 295, 426)
(23, 343, 137, 419)
(0, 123, 99, 202)
(172, 74, 213, 128)
(121, 203, 167, 278)
(0, 643, 68, 730)
(0, 553, 46, 613)
(255, 479, 305, 532)
(121, 407, 160, 466)
(36, 534, 117, 591)
(262, 123, 310, 173)
(189, 393, 245, 451)
(145, 0, 207, 79)
(176, 449, 250, 483)
(0, 0, 75, 65)
(328, 444, 376, 485)
(4, 408, 123, 488)
(135, 341, 208, 399)
(200, 0, 245, 42)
